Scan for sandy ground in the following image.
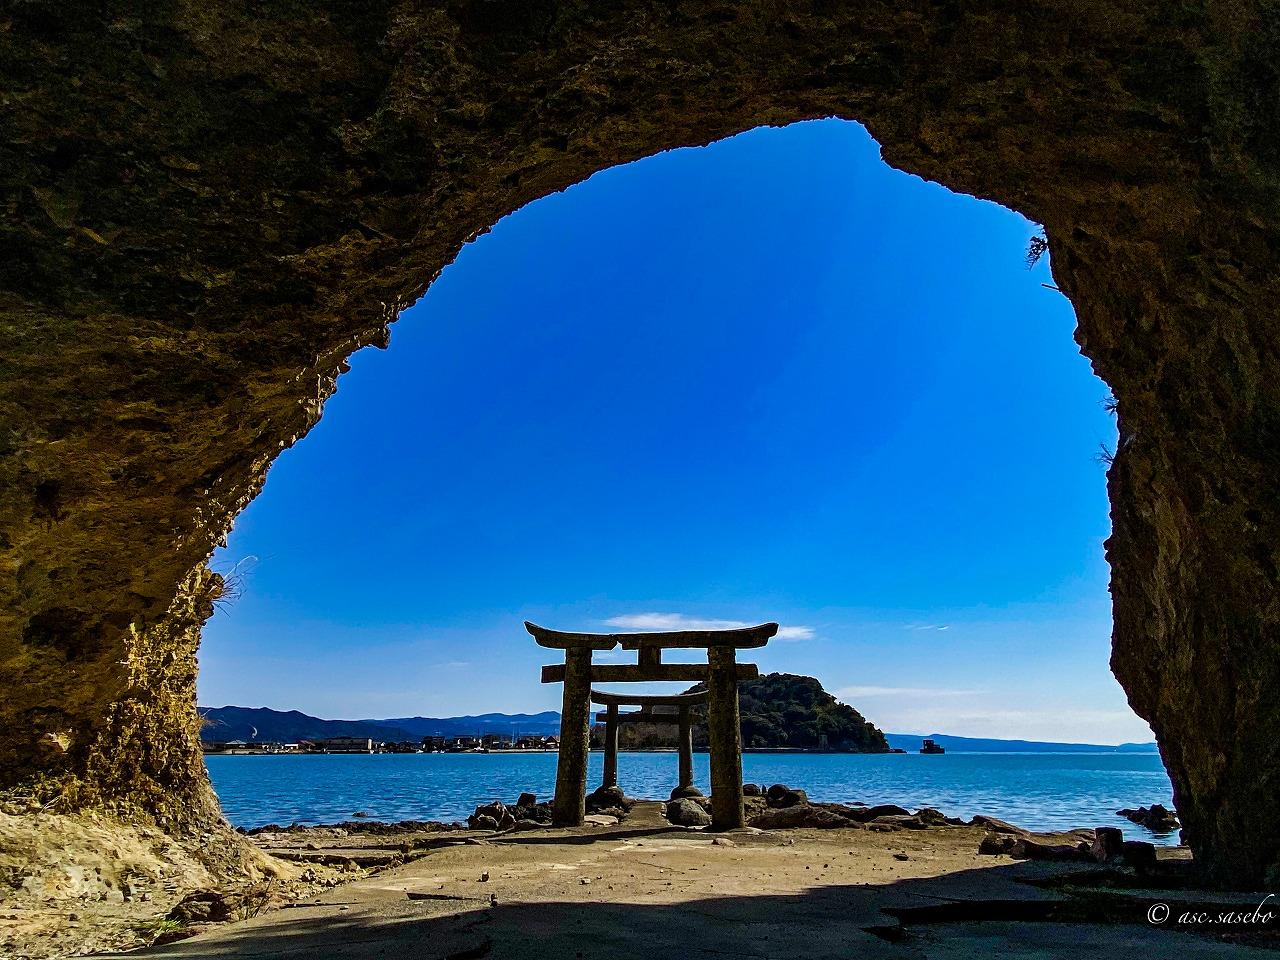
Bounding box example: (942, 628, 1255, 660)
(51, 803, 1272, 960)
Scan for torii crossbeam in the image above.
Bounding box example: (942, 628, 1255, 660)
(527, 620, 777, 830)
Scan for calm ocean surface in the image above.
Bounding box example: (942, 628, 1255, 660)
(207, 751, 1178, 843)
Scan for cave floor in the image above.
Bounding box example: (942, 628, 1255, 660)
(103, 807, 1272, 960)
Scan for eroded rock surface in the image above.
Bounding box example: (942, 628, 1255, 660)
(1, 2, 1278, 888)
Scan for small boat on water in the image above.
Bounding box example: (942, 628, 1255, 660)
(920, 738, 945, 754)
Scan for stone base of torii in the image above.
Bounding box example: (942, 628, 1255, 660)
(527, 620, 777, 830)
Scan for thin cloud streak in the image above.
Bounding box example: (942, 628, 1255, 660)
(605, 612, 814, 641)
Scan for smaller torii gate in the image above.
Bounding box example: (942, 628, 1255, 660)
(527, 620, 777, 830)
(592, 689, 707, 800)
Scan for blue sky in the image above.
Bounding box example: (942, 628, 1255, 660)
(199, 119, 1146, 743)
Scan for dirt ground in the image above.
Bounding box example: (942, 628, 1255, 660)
(5, 801, 1270, 960)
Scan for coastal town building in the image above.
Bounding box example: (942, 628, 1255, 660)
(514, 735, 558, 750)
(201, 733, 561, 755)
(201, 740, 298, 755)
(312, 737, 375, 754)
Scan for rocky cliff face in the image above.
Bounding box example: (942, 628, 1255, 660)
(1, 2, 1277, 888)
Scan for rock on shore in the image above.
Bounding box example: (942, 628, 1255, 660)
(1117, 803, 1180, 833)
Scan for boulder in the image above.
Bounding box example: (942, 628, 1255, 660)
(468, 800, 515, 830)
(1091, 826, 1125, 862)
(913, 807, 962, 826)
(587, 784, 633, 813)
(849, 804, 911, 823)
(516, 792, 537, 808)
(969, 815, 1027, 835)
(748, 805, 856, 830)
(511, 800, 552, 823)
(743, 783, 762, 797)
(765, 784, 809, 808)
(765, 783, 790, 801)
(167, 890, 237, 925)
(167, 886, 275, 925)
(815, 802, 867, 819)
(871, 814, 928, 830)
(1012, 838, 1092, 862)
(1117, 804, 1180, 833)
(670, 784, 705, 800)
(1122, 839, 1158, 873)
(978, 834, 1019, 855)
(666, 797, 712, 827)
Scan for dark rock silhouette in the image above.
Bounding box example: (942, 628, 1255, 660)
(1117, 804, 1181, 833)
(1091, 826, 1125, 863)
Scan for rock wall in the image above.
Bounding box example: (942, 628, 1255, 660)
(1, 2, 1277, 887)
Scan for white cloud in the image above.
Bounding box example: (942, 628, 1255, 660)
(905, 624, 951, 631)
(604, 612, 814, 641)
(836, 685, 985, 699)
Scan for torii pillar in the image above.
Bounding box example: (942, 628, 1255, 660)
(674, 704, 698, 799)
(706, 645, 745, 828)
(601, 703, 620, 789)
(591, 690, 708, 800)
(528, 628, 616, 827)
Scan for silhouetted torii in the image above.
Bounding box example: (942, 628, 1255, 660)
(527, 620, 777, 830)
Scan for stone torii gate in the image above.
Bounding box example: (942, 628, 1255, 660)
(527, 620, 777, 830)
(592, 689, 707, 800)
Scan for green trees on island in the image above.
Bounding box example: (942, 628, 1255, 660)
(599, 673, 889, 752)
(731, 673, 888, 751)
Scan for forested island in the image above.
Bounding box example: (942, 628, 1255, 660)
(595, 673, 890, 752)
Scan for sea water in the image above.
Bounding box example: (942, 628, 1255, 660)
(206, 751, 1178, 843)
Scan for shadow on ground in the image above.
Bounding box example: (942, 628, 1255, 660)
(117, 862, 1278, 960)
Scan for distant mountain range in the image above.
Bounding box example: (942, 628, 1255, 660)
(199, 705, 1157, 753)
(374, 712, 562, 738)
(883, 732, 1158, 753)
(199, 705, 561, 743)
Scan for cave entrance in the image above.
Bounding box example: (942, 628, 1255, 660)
(197, 119, 1141, 832)
(7, 2, 1277, 895)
